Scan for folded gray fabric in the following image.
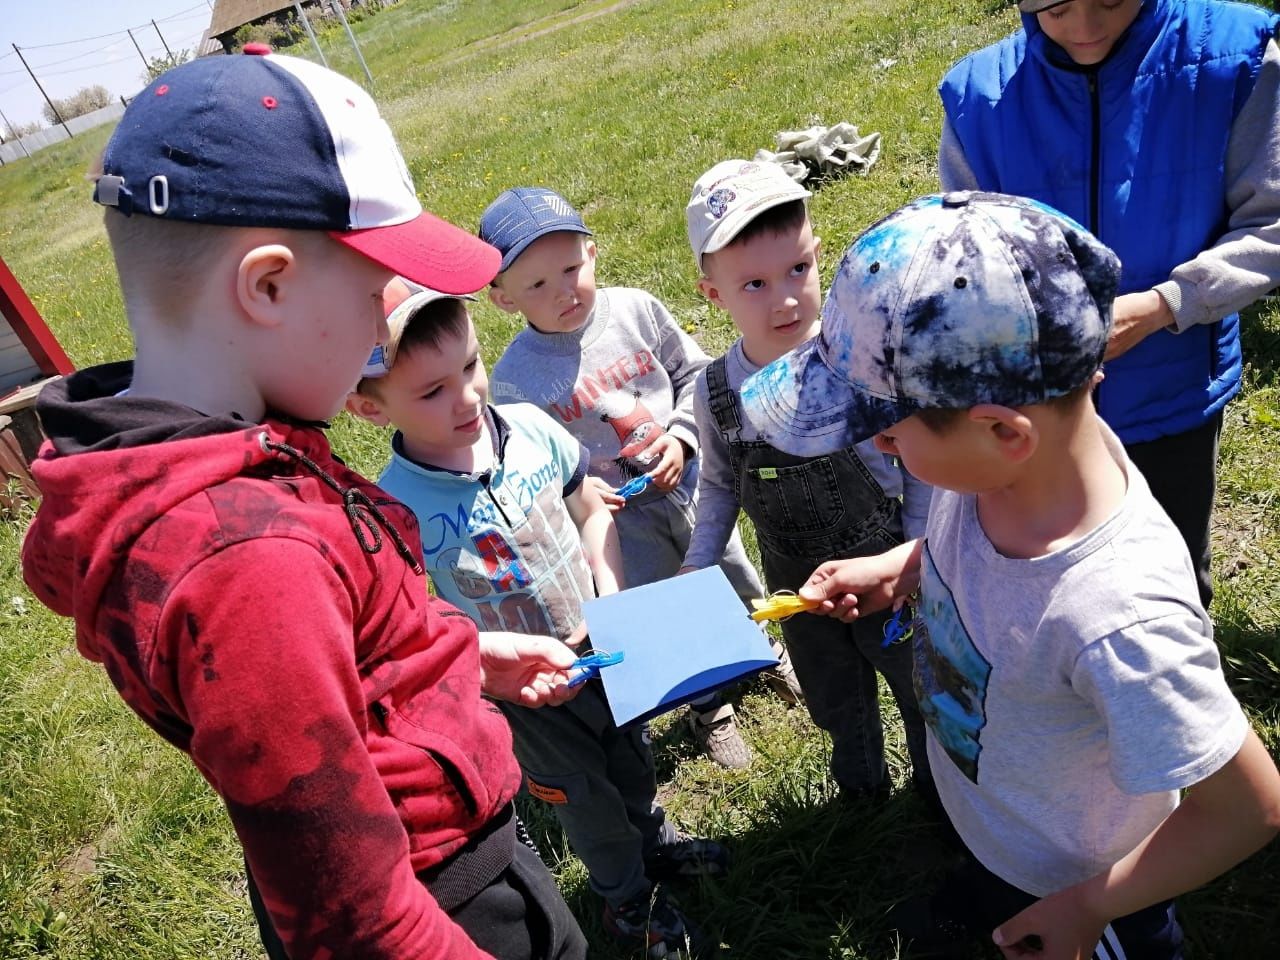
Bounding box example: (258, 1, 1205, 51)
(754, 122, 881, 185)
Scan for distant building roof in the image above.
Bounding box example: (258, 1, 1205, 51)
(208, 0, 298, 39)
(196, 28, 228, 57)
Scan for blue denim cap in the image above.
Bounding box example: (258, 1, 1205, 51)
(741, 191, 1120, 456)
(478, 187, 593, 272)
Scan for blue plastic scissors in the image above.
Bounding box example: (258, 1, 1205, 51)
(613, 474, 654, 501)
(566, 650, 625, 688)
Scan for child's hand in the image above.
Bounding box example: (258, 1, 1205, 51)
(1104, 290, 1174, 361)
(799, 558, 894, 623)
(642, 434, 688, 492)
(478, 632, 581, 707)
(992, 885, 1108, 960)
(586, 476, 626, 513)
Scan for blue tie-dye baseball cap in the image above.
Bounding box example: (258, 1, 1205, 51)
(740, 191, 1120, 456)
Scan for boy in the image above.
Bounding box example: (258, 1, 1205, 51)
(347, 279, 727, 958)
(20, 51, 589, 959)
(938, 0, 1280, 608)
(680, 159, 932, 802)
(479, 186, 803, 769)
(744, 191, 1280, 958)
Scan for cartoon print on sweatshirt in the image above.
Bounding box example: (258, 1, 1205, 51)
(596, 390, 664, 477)
(914, 541, 992, 782)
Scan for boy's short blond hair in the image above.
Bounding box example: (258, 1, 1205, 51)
(103, 212, 238, 321)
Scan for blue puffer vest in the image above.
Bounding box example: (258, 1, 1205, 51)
(940, 0, 1278, 443)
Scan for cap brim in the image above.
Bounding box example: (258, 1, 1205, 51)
(1018, 0, 1072, 13)
(740, 336, 916, 456)
(332, 209, 501, 295)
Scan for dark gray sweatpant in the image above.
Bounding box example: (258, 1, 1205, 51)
(499, 681, 669, 908)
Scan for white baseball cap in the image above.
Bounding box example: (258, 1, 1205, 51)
(686, 159, 809, 271)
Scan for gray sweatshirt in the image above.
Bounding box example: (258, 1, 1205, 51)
(489, 286, 708, 505)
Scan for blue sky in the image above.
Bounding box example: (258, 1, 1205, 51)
(0, 1, 220, 130)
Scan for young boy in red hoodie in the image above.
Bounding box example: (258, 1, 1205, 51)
(21, 49, 586, 960)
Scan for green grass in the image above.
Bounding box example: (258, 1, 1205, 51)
(2, 0, 1278, 956)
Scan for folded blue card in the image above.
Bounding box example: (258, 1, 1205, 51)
(582, 566, 779, 726)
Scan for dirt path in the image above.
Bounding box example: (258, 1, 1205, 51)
(440, 0, 643, 66)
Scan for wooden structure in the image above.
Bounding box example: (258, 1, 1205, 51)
(0, 255, 74, 511)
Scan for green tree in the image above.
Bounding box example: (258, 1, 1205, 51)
(142, 49, 192, 84)
(41, 85, 111, 125)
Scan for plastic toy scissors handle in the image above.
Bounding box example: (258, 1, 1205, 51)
(749, 592, 821, 622)
(566, 650, 625, 687)
(613, 474, 655, 501)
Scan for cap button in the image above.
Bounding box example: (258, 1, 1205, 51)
(942, 191, 972, 208)
(243, 43, 272, 56)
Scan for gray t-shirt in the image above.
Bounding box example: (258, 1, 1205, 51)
(684, 338, 932, 570)
(919, 422, 1248, 896)
(490, 287, 708, 506)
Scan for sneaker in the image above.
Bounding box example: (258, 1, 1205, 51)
(645, 830, 731, 883)
(762, 637, 805, 706)
(688, 703, 751, 769)
(603, 885, 714, 958)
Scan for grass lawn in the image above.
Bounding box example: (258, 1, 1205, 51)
(2, 0, 1278, 956)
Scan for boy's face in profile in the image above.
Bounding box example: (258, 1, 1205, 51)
(363, 315, 489, 459)
(489, 232, 598, 334)
(874, 412, 1006, 494)
(698, 217, 822, 366)
(272, 238, 394, 421)
(1035, 0, 1142, 65)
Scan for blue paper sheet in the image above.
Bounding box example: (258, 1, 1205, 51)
(582, 566, 779, 726)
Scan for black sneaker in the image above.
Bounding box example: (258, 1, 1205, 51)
(603, 885, 715, 958)
(645, 831, 731, 883)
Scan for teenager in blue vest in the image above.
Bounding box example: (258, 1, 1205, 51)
(938, 0, 1280, 608)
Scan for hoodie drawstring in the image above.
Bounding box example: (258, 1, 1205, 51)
(259, 434, 425, 576)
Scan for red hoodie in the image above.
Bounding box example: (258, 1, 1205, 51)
(22, 363, 522, 958)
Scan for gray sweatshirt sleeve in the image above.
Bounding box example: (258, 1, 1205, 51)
(683, 372, 741, 570)
(648, 295, 711, 454)
(1154, 37, 1280, 331)
(938, 115, 981, 192)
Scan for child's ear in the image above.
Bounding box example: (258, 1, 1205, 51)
(345, 390, 390, 427)
(696, 276, 726, 309)
(969, 404, 1037, 463)
(236, 243, 296, 326)
(813, 235, 823, 262)
(488, 283, 520, 315)
(584, 238, 598, 263)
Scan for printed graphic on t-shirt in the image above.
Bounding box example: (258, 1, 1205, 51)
(915, 543, 992, 782)
(419, 464, 590, 641)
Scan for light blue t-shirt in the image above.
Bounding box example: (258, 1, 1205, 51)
(378, 403, 593, 642)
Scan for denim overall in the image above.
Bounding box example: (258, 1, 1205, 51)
(705, 357, 929, 794)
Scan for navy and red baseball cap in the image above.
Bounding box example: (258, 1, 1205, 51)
(94, 47, 499, 294)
